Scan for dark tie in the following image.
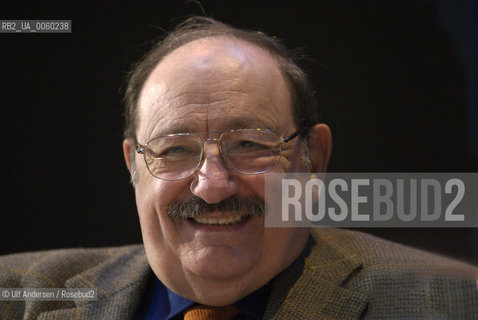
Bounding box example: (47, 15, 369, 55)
(183, 305, 240, 320)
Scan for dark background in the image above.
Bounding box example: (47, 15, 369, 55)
(1, 1, 477, 264)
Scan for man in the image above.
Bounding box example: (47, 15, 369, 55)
(1, 16, 477, 319)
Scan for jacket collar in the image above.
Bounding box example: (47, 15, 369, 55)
(264, 231, 368, 319)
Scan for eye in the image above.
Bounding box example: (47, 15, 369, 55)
(167, 146, 187, 154)
(239, 140, 260, 148)
(158, 145, 196, 158)
(228, 140, 269, 153)
(148, 144, 195, 159)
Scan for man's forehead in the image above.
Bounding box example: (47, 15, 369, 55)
(136, 36, 294, 139)
(154, 36, 278, 75)
(139, 36, 286, 102)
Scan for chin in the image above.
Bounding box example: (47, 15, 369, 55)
(184, 245, 259, 281)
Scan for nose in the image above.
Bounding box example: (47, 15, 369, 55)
(190, 142, 239, 204)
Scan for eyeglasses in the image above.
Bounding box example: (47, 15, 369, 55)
(136, 127, 309, 181)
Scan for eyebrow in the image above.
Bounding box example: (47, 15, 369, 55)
(149, 118, 276, 138)
(220, 118, 273, 131)
(154, 126, 192, 136)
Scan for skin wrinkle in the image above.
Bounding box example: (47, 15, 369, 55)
(141, 93, 254, 141)
(144, 104, 283, 142)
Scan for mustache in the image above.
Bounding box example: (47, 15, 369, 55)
(168, 195, 265, 220)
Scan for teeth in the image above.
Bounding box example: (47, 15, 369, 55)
(192, 215, 248, 225)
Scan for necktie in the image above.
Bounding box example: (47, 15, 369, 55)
(183, 305, 240, 320)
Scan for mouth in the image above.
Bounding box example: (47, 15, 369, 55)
(188, 214, 252, 226)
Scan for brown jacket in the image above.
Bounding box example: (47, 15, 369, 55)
(1, 228, 477, 319)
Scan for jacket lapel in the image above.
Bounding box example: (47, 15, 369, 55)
(37, 245, 152, 319)
(265, 231, 368, 319)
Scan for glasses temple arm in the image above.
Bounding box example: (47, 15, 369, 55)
(282, 123, 313, 143)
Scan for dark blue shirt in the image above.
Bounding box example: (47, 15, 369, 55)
(135, 276, 272, 320)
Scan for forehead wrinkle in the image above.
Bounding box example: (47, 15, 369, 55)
(147, 108, 209, 139)
(139, 88, 208, 141)
(202, 91, 282, 132)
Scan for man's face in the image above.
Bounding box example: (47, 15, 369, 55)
(127, 37, 313, 305)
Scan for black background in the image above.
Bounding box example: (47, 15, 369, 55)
(1, 1, 477, 264)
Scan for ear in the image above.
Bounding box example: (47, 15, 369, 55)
(308, 123, 332, 172)
(123, 139, 133, 173)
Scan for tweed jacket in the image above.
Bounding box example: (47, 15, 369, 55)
(1, 228, 477, 320)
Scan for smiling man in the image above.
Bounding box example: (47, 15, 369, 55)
(1, 16, 477, 320)
(122, 28, 330, 308)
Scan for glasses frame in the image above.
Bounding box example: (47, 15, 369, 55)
(136, 126, 310, 181)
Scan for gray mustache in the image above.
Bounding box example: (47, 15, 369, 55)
(168, 196, 265, 220)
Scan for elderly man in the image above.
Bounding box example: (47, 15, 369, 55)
(1, 17, 477, 319)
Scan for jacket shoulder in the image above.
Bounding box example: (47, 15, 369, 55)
(0, 245, 145, 288)
(311, 228, 477, 271)
(310, 229, 478, 319)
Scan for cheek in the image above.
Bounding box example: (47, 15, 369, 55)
(239, 175, 266, 197)
(261, 228, 310, 270)
(134, 182, 163, 247)
(135, 177, 195, 276)
(136, 172, 192, 211)
(134, 177, 192, 240)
